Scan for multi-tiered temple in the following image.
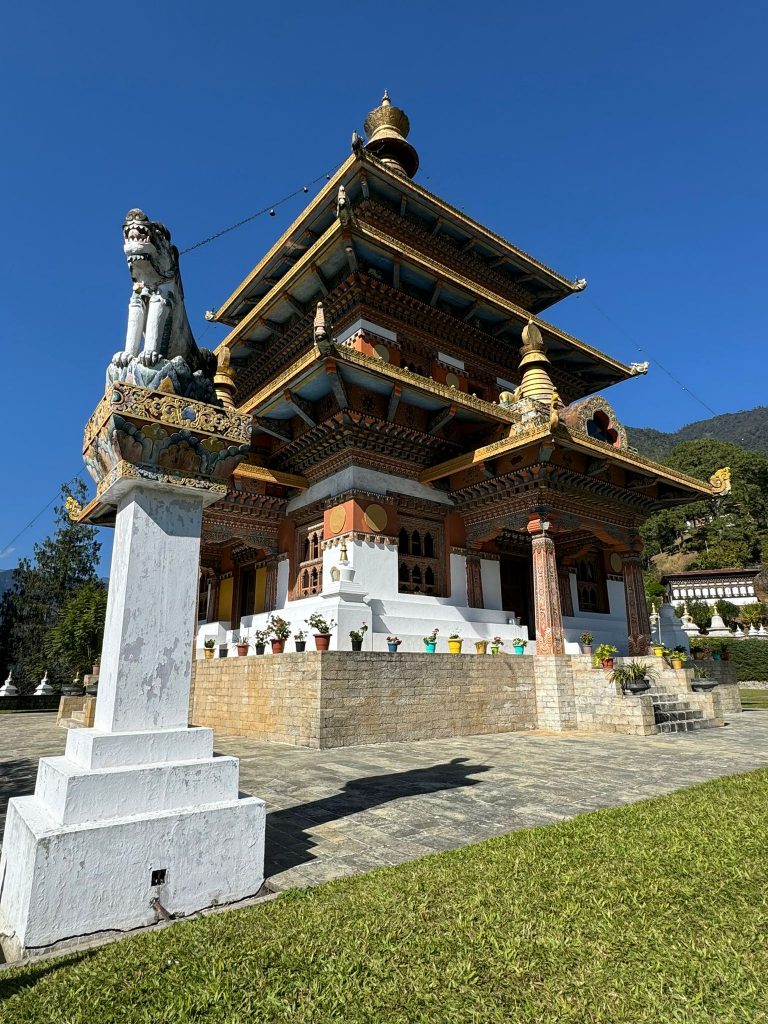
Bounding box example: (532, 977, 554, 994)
(193, 93, 724, 655)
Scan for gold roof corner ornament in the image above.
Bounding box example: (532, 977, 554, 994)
(549, 390, 561, 432)
(709, 467, 731, 495)
(363, 91, 419, 178)
(314, 302, 334, 355)
(629, 361, 650, 375)
(65, 495, 83, 521)
(213, 345, 237, 409)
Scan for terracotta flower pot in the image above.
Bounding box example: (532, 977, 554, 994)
(204, 648, 214, 660)
(474, 641, 488, 655)
(447, 639, 462, 654)
(236, 644, 248, 657)
(271, 639, 285, 654)
(601, 657, 614, 670)
(314, 633, 331, 651)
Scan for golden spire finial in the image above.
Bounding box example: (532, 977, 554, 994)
(363, 91, 419, 178)
(517, 321, 555, 404)
(214, 345, 237, 408)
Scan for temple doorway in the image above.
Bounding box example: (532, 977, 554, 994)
(499, 555, 532, 632)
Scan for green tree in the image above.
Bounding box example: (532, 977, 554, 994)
(642, 440, 768, 570)
(44, 580, 108, 682)
(0, 480, 101, 691)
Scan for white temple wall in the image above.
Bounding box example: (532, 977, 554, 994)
(449, 553, 468, 606)
(480, 559, 503, 611)
(562, 575, 630, 655)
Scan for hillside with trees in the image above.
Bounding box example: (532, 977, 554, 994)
(638, 438, 768, 603)
(627, 406, 768, 461)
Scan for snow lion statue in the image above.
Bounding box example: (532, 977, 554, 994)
(110, 209, 217, 398)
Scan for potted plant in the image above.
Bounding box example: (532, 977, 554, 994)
(203, 637, 216, 660)
(512, 638, 527, 655)
(691, 644, 705, 661)
(490, 636, 504, 655)
(253, 629, 268, 656)
(62, 674, 83, 696)
(652, 642, 664, 657)
(611, 659, 656, 695)
(423, 629, 439, 653)
(349, 623, 368, 651)
(294, 629, 307, 653)
(268, 615, 291, 654)
(387, 635, 402, 653)
(594, 643, 618, 670)
(474, 639, 488, 655)
(447, 633, 463, 654)
(692, 665, 718, 692)
(580, 632, 594, 657)
(670, 645, 687, 670)
(306, 613, 336, 651)
(232, 634, 249, 657)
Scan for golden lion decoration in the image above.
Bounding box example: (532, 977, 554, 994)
(709, 467, 731, 495)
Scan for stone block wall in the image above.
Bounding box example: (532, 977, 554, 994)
(189, 652, 741, 748)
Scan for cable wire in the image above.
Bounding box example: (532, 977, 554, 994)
(585, 296, 720, 418)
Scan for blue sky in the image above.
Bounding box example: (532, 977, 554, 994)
(1, 0, 765, 570)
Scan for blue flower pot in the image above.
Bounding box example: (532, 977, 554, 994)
(387, 643, 399, 653)
(424, 642, 436, 653)
(513, 645, 525, 655)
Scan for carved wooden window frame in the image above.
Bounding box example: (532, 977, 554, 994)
(575, 554, 609, 614)
(291, 521, 324, 600)
(397, 516, 446, 597)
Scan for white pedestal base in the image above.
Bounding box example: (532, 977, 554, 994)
(0, 787, 265, 961)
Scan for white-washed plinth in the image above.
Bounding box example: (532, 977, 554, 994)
(0, 471, 265, 961)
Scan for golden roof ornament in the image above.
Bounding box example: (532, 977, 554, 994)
(709, 467, 731, 495)
(518, 321, 555, 404)
(213, 346, 237, 409)
(362, 91, 419, 178)
(65, 495, 83, 521)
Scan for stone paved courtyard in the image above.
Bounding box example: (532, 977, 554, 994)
(3, 711, 768, 892)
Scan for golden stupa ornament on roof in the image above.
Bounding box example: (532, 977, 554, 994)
(362, 90, 419, 179)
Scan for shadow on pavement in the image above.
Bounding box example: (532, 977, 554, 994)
(263, 756, 491, 876)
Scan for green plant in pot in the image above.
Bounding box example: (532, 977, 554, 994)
(490, 635, 504, 655)
(203, 637, 216, 660)
(669, 645, 687, 669)
(580, 632, 593, 657)
(252, 629, 269, 655)
(610, 659, 656, 695)
(692, 664, 718, 692)
(512, 638, 527, 655)
(268, 615, 291, 654)
(423, 629, 439, 652)
(349, 623, 368, 651)
(306, 613, 336, 651)
(387, 635, 402, 653)
(447, 633, 463, 654)
(594, 643, 618, 669)
(293, 629, 307, 653)
(232, 634, 249, 657)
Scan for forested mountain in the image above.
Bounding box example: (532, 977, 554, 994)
(627, 407, 768, 460)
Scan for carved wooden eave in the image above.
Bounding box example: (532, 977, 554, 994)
(421, 424, 719, 511)
(212, 148, 584, 330)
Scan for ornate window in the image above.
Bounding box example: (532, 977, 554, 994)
(398, 518, 445, 596)
(292, 522, 324, 600)
(585, 409, 619, 446)
(576, 555, 609, 614)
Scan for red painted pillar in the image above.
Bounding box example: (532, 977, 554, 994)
(621, 547, 651, 656)
(527, 515, 565, 655)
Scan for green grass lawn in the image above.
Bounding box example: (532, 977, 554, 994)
(3, 770, 768, 1024)
(741, 688, 768, 710)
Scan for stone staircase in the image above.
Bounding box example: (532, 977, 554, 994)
(650, 691, 714, 734)
(56, 695, 96, 730)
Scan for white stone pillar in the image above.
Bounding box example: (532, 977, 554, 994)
(0, 478, 265, 962)
(95, 486, 203, 733)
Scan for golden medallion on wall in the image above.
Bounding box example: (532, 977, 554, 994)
(445, 371, 460, 389)
(329, 506, 347, 534)
(610, 553, 623, 573)
(363, 503, 388, 533)
(373, 343, 390, 362)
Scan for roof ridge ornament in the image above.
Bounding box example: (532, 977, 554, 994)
(362, 91, 419, 179)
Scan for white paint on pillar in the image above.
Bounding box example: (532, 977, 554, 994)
(450, 553, 468, 605)
(96, 486, 203, 733)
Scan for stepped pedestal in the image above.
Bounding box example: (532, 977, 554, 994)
(0, 386, 264, 961)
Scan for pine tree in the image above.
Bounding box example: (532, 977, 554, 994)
(0, 479, 101, 691)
